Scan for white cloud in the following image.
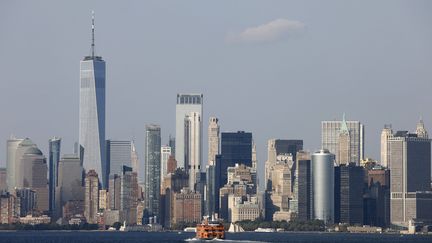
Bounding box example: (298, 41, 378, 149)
(226, 18, 305, 44)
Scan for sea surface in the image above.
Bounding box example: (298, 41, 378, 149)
(0, 231, 432, 243)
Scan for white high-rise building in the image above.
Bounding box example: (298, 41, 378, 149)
(380, 124, 393, 168)
(79, 12, 106, 187)
(131, 141, 139, 174)
(185, 112, 202, 190)
(160, 146, 172, 187)
(321, 114, 364, 165)
(175, 94, 203, 169)
(6, 136, 24, 192)
(208, 117, 220, 165)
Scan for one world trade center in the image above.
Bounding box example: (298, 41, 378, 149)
(79, 11, 106, 188)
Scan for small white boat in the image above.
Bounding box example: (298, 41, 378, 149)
(254, 227, 275, 232)
(184, 227, 197, 232)
(228, 223, 245, 232)
(119, 221, 127, 231)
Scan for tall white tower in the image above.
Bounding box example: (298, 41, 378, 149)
(79, 11, 106, 187)
(380, 124, 393, 168)
(208, 117, 220, 166)
(175, 94, 203, 169)
(185, 112, 202, 190)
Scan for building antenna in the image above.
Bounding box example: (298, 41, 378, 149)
(91, 10, 95, 58)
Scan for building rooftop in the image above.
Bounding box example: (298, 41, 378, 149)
(83, 56, 103, 61)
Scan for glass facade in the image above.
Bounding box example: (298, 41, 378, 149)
(48, 137, 61, 214)
(106, 140, 132, 187)
(144, 124, 161, 218)
(220, 131, 252, 187)
(274, 139, 303, 161)
(79, 57, 106, 188)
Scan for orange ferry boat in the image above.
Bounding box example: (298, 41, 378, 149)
(196, 217, 225, 240)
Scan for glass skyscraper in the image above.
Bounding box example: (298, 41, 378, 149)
(79, 13, 106, 187)
(220, 131, 252, 186)
(48, 137, 61, 215)
(106, 140, 132, 187)
(144, 124, 161, 219)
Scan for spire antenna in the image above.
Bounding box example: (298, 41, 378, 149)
(91, 10, 95, 58)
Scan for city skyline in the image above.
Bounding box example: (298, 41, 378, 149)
(1, 1, 432, 187)
(1, 1, 432, 238)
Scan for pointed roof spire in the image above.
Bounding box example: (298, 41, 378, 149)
(91, 10, 95, 58)
(340, 113, 349, 133)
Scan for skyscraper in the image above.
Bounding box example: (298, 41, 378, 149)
(334, 163, 364, 225)
(267, 139, 303, 164)
(389, 130, 432, 226)
(295, 151, 312, 221)
(131, 141, 139, 174)
(161, 146, 172, 190)
(84, 169, 99, 224)
(48, 137, 61, 215)
(416, 118, 429, 138)
(160, 168, 189, 227)
(338, 118, 350, 165)
(175, 94, 203, 169)
(265, 154, 294, 221)
(252, 142, 258, 170)
(208, 117, 220, 166)
(13, 139, 37, 189)
(265, 139, 303, 190)
(108, 174, 121, 210)
(184, 112, 202, 190)
(220, 131, 253, 186)
(380, 124, 393, 168)
(119, 166, 138, 224)
(15, 188, 37, 217)
(9, 139, 49, 212)
(311, 149, 335, 224)
(79, 12, 106, 188)
(57, 154, 83, 218)
(322, 115, 364, 165)
(144, 124, 161, 218)
(106, 140, 132, 185)
(0, 168, 6, 192)
(168, 135, 176, 158)
(6, 136, 24, 192)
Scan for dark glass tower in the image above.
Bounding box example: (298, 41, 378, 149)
(220, 131, 252, 186)
(144, 124, 161, 219)
(297, 158, 311, 221)
(48, 137, 61, 216)
(334, 163, 365, 224)
(206, 154, 222, 216)
(274, 139, 303, 161)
